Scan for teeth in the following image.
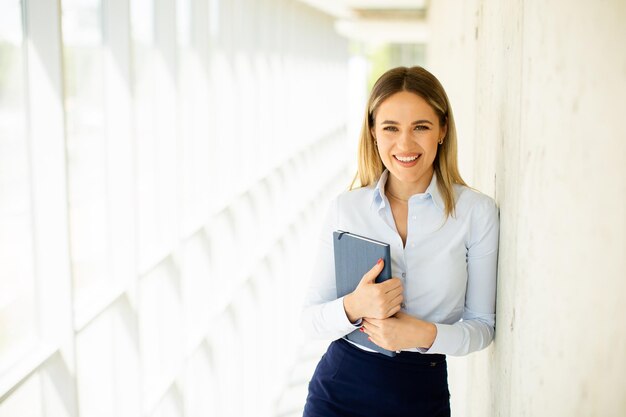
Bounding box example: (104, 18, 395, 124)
(396, 155, 419, 162)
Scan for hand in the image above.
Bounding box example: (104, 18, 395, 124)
(361, 311, 437, 351)
(343, 259, 404, 321)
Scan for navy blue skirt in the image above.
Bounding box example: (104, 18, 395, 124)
(303, 338, 450, 417)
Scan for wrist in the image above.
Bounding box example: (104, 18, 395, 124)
(420, 321, 437, 349)
(343, 293, 361, 323)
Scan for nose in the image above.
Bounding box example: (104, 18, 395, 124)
(398, 128, 413, 148)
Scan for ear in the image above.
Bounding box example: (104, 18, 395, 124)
(441, 123, 448, 140)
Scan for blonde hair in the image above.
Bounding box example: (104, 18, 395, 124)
(349, 66, 468, 220)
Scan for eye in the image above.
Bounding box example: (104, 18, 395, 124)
(382, 126, 398, 132)
(414, 125, 430, 131)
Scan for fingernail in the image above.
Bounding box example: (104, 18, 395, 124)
(359, 328, 364, 332)
(377, 258, 383, 265)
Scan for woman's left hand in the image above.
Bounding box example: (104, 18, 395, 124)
(361, 311, 437, 351)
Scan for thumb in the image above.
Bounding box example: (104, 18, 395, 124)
(360, 258, 384, 285)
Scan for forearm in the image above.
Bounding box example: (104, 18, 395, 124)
(416, 320, 437, 349)
(402, 314, 437, 349)
(421, 317, 494, 355)
(361, 312, 437, 351)
(300, 297, 362, 340)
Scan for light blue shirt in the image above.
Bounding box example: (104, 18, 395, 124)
(300, 169, 500, 356)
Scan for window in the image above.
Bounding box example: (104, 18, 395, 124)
(0, 0, 37, 373)
(0, 0, 352, 415)
(62, 0, 110, 308)
(131, 0, 178, 271)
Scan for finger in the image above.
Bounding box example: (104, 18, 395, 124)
(387, 293, 404, 308)
(360, 258, 385, 284)
(363, 317, 383, 328)
(362, 323, 379, 339)
(361, 323, 378, 339)
(386, 304, 402, 318)
(380, 293, 402, 316)
(380, 277, 403, 291)
(367, 335, 386, 350)
(385, 286, 404, 299)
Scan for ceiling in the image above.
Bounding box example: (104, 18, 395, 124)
(296, 0, 430, 44)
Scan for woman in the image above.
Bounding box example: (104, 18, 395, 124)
(300, 66, 500, 417)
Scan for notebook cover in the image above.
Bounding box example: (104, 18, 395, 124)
(333, 230, 396, 357)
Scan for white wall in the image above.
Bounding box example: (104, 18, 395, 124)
(427, 1, 626, 416)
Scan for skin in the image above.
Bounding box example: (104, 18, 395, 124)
(344, 91, 447, 351)
(373, 90, 446, 205)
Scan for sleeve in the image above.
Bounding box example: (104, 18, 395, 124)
(420, 196, 500, 356)
(298, 195, 364, 341)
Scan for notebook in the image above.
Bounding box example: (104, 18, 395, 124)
(333, 230, 396, 357)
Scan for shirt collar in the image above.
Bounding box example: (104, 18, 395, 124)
(370, 169, 445, 212)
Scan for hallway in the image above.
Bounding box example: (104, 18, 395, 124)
(0, 1, 625, 416)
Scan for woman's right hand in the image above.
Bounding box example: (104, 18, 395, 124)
(343, 259, 404, 322)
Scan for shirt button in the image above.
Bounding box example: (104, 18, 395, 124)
(411, 243, 415, 248)
(402, 272, 406, 278)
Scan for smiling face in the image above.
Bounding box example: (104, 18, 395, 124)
(371, 90, 447, 197)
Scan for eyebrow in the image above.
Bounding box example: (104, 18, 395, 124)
(380, 120, 434, 125)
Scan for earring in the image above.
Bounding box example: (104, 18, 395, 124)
(438, 138, 443, 145)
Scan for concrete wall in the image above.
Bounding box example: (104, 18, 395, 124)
(426, 1, 626, 416)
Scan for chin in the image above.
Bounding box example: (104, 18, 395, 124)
(389, 166, 432, 184)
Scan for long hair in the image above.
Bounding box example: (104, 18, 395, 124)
(348, 66, 468, 220)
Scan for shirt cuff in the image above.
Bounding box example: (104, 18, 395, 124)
(350, 317, 363, 327)
(419, 323, 464, 355)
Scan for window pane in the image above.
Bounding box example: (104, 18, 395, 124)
(184, 343, 218, 417)
(75, 312, 115, 417)
(178, 0, 211, 235)
(74, 298, 140, 417)
(132, 0, 178, 270)
(138, 259, 183, 400)
(180, 234, 212, 339)
(62, 0, 109, 303)
(0, 0, 37, 371)
(0, 373, 43, 417)
(151, 387, 182, 417)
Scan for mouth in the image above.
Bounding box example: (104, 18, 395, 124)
(393, 154, 421, 166)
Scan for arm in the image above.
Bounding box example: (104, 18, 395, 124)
(299, 196, 362, 340)
(423, 196, 500, 356)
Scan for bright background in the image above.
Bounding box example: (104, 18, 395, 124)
(0, 1, 624, 416)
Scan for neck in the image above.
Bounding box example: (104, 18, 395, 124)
(385, 169, 434, 202)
